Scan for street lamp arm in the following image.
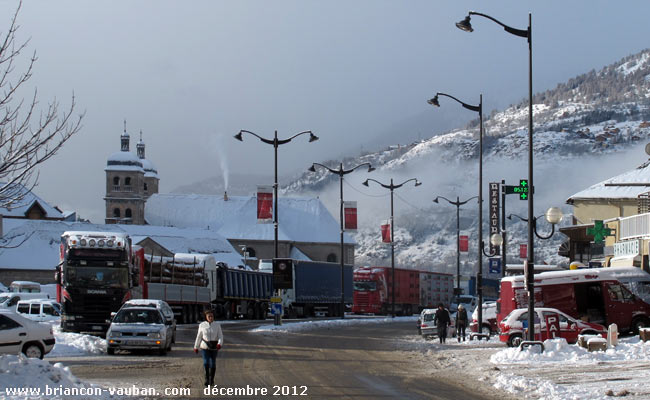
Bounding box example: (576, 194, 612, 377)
(283, 130, 318, 144)
(236, 130, 275, 145)
(394, 178, 421, 189)
(342, 162, 374, 175)
(533, 218, 556, 240)
(433, 195, 455, 205)
(310, 162, 338, 175)
(481, 241, 499, 257)
(468, 11, 529, 39)
(507, 213, 528, 222)
(363, 178, 390, 189)
(433, 92, 481, 113)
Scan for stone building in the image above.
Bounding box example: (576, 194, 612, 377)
(104, 123, 159, 224)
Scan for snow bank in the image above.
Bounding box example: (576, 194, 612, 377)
(0, 355, 113, 400)
(47, 323, 106, 357)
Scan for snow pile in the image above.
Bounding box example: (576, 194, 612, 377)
(47, 323, 106, 357)
(0, 355, 113, 400)
(251, 315, 417, 333)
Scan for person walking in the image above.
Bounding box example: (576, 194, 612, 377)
(433, 303, 451, 344)
(194, 309, 223, 387)
(456, 304, 468, 342)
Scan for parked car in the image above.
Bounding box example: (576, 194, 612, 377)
(118, 299, 176, 343)
(106, 307, 173, 355)
(499, 307, 608, 347)
(451, 295, 478, 313)
(0, 292, 50, 311)
(8, 281, 42, 293)
(16, 299, 61, 322)
(469, 301, 498, 335)
(418, 308, 455, 339)
(0, 309, 55, 359)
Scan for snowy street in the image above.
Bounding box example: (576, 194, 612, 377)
(2, 317, 650, 399)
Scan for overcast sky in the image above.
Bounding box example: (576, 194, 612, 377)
(5, 0, 650, 222)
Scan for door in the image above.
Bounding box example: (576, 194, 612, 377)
(605, 282, 635, 329)
(29, 303, 43, 322)
(0, 314, 26, 355)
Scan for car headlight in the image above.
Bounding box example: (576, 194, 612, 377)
(147, 332, 161, 338)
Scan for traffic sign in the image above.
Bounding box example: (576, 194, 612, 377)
(488, 258, 501, 274)
(270, 297, 282, 303)
(270, 303, 283, 316)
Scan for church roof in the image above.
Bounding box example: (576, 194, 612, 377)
(144, 193, 355, 244)
(106, 150, 144, 172)
(141, 158, 159, 178)
(567, 158, 650, 203)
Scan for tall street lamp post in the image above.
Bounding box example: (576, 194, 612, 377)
(235, 129, 318, 326)
(362, 177, 422, 317)
(428, 92, 497, 335)
(456, 10, 535, 342)
(433, 195, 478, 295)
(308, 162, 375, 319)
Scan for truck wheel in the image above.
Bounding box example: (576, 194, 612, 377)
(632, 317, 649, 335)
(481, 324, 491, 337)
(246, 305, 255, 319)
(107, 348, 115, 355)
(224, 303, 233, 320)
(508, 333, 522, 347)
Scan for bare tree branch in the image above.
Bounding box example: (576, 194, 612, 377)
(0, 1, 84, 210)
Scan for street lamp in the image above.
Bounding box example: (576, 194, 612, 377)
(308, 162, 375, 319)
(433, 195, 478, 295)
(235, 129, 318, 326)
(429, 92, 491, 335)
(362, 177, 422, 317)
(456, 10, 536, 342)
(507, 207, 564, 240)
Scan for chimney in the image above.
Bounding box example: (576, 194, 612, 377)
(224, 191, 228, 201)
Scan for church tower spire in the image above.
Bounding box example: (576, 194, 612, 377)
(137, 129, 145, 159)
(121, 119, 130, 151)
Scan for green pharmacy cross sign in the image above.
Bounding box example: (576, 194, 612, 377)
(587, 220, 613, 244)
(505, 179, 532, 200)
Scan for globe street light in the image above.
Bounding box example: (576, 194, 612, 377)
(308, 162, 375, 319)
(456, 10, 537, 343)
(362, 177, 422, 317)
(433, 195, 478, 295)
(235, 129, 318, 326)
(508, 207, 564, 240)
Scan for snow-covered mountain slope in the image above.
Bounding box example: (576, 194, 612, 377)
(281, 49, 650, 275)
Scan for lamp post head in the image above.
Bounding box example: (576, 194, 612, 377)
(427, 95, 440, 107)
(234, 131, 243, 141)
(308, 133, 319, 142)
(368, 165, 376, 173)
(415, 180, 422, 187)
(362, 179, 369, 187)
(456, 15, 473, 32)
(490, 233, 503, 247)
(545, 207, 564, 225)
(307, 164, 316, 173)
(432, 197, 439, 203)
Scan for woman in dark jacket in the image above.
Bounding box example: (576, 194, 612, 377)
(433, 303, 451, 344)
(456, 304, 468, 342)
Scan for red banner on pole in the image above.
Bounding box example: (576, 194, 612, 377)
(381, 223, 391, 243)
(520, 244, 528, 259)
(460, 235, 469, 252)
(257, 185, 273, 223)
(344, 201, 357, 231)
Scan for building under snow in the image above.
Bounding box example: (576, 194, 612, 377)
(144, 193, 355, 268)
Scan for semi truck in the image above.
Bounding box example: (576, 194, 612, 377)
(352, 266, 454, 315)
(209, 262, 273, 320)
(272, 259, 353, 318)
(57, 231, 136, 335)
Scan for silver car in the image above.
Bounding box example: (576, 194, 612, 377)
(106, 307, 173, 355)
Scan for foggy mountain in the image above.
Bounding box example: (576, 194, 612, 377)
(177, 49, 650, 277)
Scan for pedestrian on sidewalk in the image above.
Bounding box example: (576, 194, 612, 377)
(194, 309, 223, 387)
(456, 304, 468, 342)
(433, 303, 451, 344)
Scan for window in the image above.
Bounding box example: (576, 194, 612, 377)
(43, 304, 57, 316)
(17, 303, 29, 314)
(327, 253, 337, 263)
(125, 177, 131, 186)
(113, 177, 120, 185)
(30, 304, 40, 314)
(144, 182, 148, 191)
(125, 209, 132, 218)
(246, 247, 256, 258)
(0, 314, 21, 330)
(113, 208, 121, 218)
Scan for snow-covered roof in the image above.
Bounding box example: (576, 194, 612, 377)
(0, 220, 243, 271)
(141, 158, 159, 178)
(567, 159, 650, 202)
(0, 183, 63, 220)
(105, 150, 143, 172)
(144, 194, 355, 245)
(504, 266, 649, 288)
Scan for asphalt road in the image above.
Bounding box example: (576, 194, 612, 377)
(53, 319, 503, 400)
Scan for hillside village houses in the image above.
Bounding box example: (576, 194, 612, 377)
(0, 125, 352, 284)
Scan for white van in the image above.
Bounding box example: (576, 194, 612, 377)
(9, 281, 42, 293)
(0, 292, 50, 311)
(16, 299, 61, 322)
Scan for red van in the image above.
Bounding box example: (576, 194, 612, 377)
(497, 267, 650, 334)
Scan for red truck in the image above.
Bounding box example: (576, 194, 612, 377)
(497, 267, 650, 334)
(352, 266, 453, 315)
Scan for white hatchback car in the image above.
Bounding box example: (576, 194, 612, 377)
(0, 309, 55, 359)
(106, 307, 173, 355)
(418, 308, 455, 339)
(117, 299, 176, 343)
(16, 299, 61, 322)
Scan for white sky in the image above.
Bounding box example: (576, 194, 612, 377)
(4, 0, 650, 222)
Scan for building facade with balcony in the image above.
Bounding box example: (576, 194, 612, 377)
(104, 124, 159, 224)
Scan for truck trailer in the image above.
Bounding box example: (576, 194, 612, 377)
(352, 266, 454, 315)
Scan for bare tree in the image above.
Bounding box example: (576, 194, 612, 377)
(0, 1, 83, 208)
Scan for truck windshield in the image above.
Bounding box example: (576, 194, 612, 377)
(353, 281, 377, 291)
(64, 266, 129, 289)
